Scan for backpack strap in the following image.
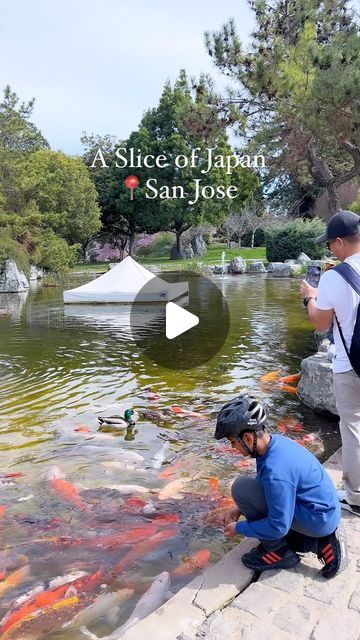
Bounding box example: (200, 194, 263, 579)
(333, 263, 360, 360)
(334, 262, 360, 296)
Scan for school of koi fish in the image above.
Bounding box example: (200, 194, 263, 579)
(0, 372, 325, 639)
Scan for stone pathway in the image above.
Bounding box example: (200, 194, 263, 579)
(122, 449, 360, 640)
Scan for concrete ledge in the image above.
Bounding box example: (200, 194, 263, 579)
(123, 449, 360, 640)
(122, 539, 255, 640)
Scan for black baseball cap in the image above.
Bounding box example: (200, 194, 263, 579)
(315, 210, 360, 244)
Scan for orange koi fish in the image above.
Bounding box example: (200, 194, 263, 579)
(1, 571, 102, 637)
(277, 383, 298, 394)
(208, 477, 221, 498)
(294, 439, 306, 447)
(170, 406, 206, 419)
(277, 373, 301, 385)
(125, 497, 147, 508)
(0, 472, 25, 479)
(114, 528, 177, 576)
(159, 459, 189, 479)
(218, 495, 236, 508)
(277, 418, 304, 434)
(47, 466, 91, 511)
(33, 524, 158, 550)
(0, 565, 31, 598)
(151, 514, 179, 525)
(260, 370, 280, 384)
(171, 549, 210, 577)
(0, 505, 6, 517)
(2, 595, 82, 640)
(74, 424, 92, 433)
(236, 459, 252, 468)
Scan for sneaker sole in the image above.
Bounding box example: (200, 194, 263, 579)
(336, 525, 350, 574)
(242, 555, 301, 571)
(339, 500, 360, 517)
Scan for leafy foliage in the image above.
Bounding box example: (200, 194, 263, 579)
(264, 217, 326, 261)
(205, 1, 360, 214)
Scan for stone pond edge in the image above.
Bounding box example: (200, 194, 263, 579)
(121, 448, 343, 640)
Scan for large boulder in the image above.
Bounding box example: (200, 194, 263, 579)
(245, 260, 266, 274)
(170, 244, 194, 260)
(267, 262, 283, 273)
(213, 264, 230, 274)
(0, 260, 29, 293)
(271, 263, 292, 277)
(229, 257, 246, 274)
(29, 265, 44, 281)
(289, 264, 302, 275)
(297, 252, 311, 264)
(297, 351, 338, 415)
(191, 234, 207, 257)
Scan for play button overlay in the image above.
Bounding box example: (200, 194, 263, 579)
(130, 270, 230, 370)
(166, 302, 199, 339)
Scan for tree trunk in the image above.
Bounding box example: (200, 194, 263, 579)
(327, 184, 340, 216)
(237, 236, 242, 248)
(128, 232, 135, 257)
(251, 230, 255, 248)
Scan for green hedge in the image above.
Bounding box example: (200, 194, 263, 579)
(264, 218, 326, 262)
(0, 232, 30, 274)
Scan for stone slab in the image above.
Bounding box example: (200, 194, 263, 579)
(194, 538, 254, 616)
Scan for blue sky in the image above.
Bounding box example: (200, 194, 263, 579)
(0, 1, 254, 154)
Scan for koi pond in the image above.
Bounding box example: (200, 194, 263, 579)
(0, 272, 340, 639)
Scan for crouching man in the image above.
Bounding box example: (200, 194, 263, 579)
(215, 393, 347, 578)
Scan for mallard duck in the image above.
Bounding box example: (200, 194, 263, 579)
(97, 409, 139, 427)
(137, 409, 171, 424)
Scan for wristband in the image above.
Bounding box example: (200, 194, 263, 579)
(303, 296, 315, 308)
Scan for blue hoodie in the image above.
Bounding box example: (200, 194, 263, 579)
(235, 435, 340, 541)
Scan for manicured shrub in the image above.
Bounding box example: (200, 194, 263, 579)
(264, 218, 326, 262)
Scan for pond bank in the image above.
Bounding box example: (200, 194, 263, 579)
(122, 447, 360, 640)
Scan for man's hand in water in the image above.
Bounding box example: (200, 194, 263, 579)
(224, 522, 237, 538)
(221, 506, 241, 526)
(204, 506, 241, 526)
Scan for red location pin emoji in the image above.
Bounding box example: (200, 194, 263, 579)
(125, 175, 139, 201)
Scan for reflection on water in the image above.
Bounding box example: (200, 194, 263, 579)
(0, 273, 340, 638)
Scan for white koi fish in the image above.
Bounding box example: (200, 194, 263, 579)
(81, 572, 171, 639)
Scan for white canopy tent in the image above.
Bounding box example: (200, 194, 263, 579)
(63, 256, 188, 304)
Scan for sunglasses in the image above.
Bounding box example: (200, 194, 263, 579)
(326, 239, 336, 250)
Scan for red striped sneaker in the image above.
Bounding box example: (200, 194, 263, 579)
(241, 542, 300, 571)
(317, 527, 348, 579)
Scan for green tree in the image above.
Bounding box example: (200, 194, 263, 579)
(205, 0, 360, 215)
(22, 149, 101, 249)
(140, 70, 259, 257)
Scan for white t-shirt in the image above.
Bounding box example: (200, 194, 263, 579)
(316, 253, 360, 373)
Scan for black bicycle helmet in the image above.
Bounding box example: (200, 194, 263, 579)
(214, 393, 267, 441)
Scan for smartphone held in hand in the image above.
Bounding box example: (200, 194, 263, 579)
(306, 264, 322, 288)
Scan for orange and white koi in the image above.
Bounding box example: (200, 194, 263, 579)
(47, 466, 91, 511)
(0, 505, 6, 517)
(277, 418, 304, 434)
(0, 565, 31, 598)
(114, 528, 177, 576)
(170, 406, 206, 419)
(158, 477, 192, 500)
(2, 595, 82, 640)
(171, 549, 211, 577)
(159, 459, 189, 480)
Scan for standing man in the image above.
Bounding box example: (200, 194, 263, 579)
(300, 210, 360, 516)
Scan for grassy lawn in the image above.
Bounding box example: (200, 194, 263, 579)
(71, 244, 267, 273)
